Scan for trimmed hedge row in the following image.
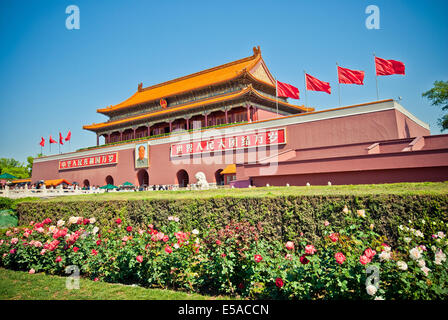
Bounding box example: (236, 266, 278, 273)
(16, 195, 448, 245)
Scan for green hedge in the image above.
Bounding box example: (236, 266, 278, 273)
(15, 195, 448, 245)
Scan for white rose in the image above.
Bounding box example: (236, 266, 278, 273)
(437, 232, 445, 239)
(366, 285, 377, 296)
(417, 259, 426, 268)
(404, 237, 411, 244)
(397, 261, 408, 271)
(57, 220, 65, 228)
(379, 251, 391, 262)
(92, 227, 99, 234)
(192, 229, 199, 235)
(374, 296, 384, 300)
(89, 217, 96, 224)
(420, 266, 430, 276)
(409, 247, 422, 260)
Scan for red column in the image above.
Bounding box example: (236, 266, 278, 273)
(186, 118, 189, 130)
(204, 113, 208, 127)
(120, 131, 123, 141)
(96, 134, 99, 146)
(169, 121, 172, 132)
(133, 128, 136, 139)
(147, 124, 150, 137)
(225, 109, 228, 124)
(246, 105, 251, 122)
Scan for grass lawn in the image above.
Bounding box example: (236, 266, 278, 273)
(0, 268, 231, 300)
(39, 182, 448, 202)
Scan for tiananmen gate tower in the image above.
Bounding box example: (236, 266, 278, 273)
(31, 47, 448, 188)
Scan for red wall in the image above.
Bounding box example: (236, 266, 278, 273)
(32, 107, 434, 187)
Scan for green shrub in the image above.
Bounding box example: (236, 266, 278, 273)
(15, 195, 448, 247)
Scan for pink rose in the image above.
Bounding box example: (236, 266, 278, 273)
(285, 253, 292, 260)
(359, 255, 371, 265)
(115, 218, 122, 224)
(364, 248, 376, 259)
(29, 268, 36, 274)
(165, 246, 172, 254)
(324, 220, 330, 227)
(305, 245, 317, 255)
(335, 252, 346, 264)
(329, 233, 339, 242)
(136, 255, 143, 263)
(285, 241, 295, 251)
(254, 254, 263, 263)
(91, 249, 98, 256)
(11, 238, 18, 245)
(55, 256, 62, 263)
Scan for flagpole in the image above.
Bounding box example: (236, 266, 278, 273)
(374, 52, 379, 100)
(275, 79, 279, 117)
(303, 71, 308, 109)
(336, 62, 341, 106)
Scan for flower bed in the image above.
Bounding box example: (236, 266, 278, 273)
(1, 206, 447, 299)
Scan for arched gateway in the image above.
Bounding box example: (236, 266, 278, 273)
(137, 169, 149, 186)
(176, 170, 189, 188)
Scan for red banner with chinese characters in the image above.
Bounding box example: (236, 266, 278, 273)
(170, 128, 286, 157)
(59, 152, 118, 170)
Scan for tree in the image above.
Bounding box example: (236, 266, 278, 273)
(0, 155, 40, 179)
(422, 80, 448, 131)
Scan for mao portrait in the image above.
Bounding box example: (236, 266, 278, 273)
(135, 143, 149, 168)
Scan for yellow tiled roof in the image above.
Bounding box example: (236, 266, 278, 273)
(97, 47, 264, 114)
(44, 179, 71, 186)
(220, 164, 236, 174)
(83, 86, 313, 131)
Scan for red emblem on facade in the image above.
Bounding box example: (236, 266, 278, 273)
(160, 98, 167, 109)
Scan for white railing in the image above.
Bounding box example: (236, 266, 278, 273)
(0, 183, 229, 199)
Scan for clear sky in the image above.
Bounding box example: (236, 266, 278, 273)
(0, 0, 447, 163)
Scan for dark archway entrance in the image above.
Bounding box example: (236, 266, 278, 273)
(215, 169, 224, 186)
(105, 175, 114, 185)
(83, 179, 90, 188)
(137, 169, 149, 186)
(176, 170, 189, 188)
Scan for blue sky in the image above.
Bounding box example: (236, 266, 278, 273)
(0, 0, 447, 163)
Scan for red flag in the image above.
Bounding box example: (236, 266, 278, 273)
(39, 137, 45, 147)
(59, 132, 64, 145)
(276, 80, 300, 99)
(65, 130, 71, 142)
(305, 73, 331, 94)
(337, 66, 365, 85)
(375, 56, 405, 76)
(49, 135, 57, 144)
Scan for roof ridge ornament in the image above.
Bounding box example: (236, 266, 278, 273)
(138, 82, 143, 92)
(253, 46, 261, 56)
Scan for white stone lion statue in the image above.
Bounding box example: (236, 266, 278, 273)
(195, 171, 209, 190)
